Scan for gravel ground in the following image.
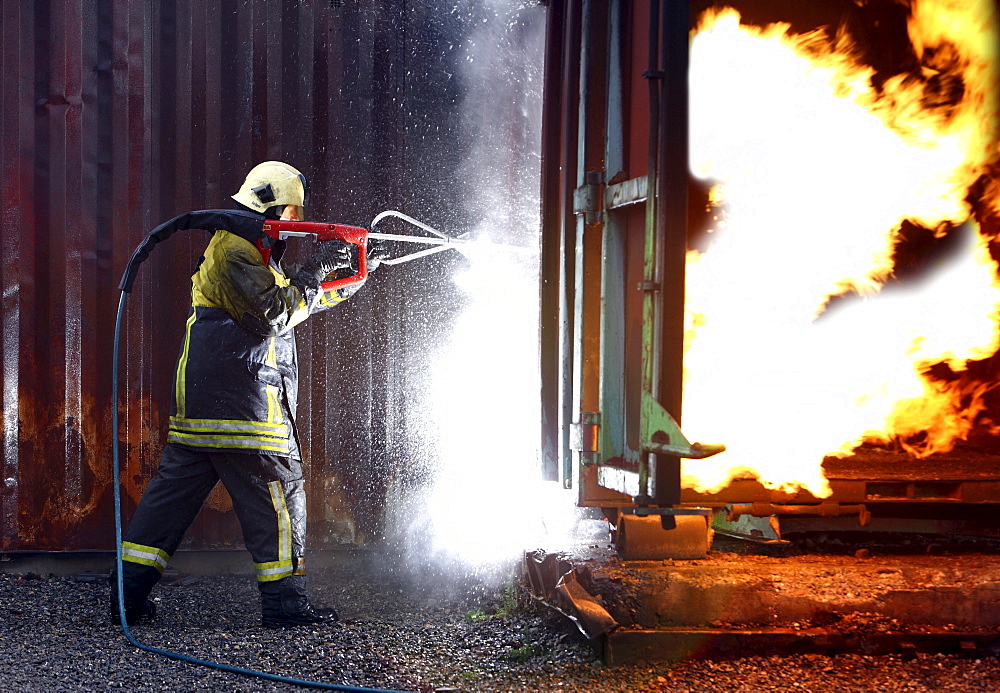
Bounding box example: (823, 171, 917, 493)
(2, 559, 1000, 692)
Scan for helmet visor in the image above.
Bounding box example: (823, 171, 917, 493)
(298, 173, 310, 207)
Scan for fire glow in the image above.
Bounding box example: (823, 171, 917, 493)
(682, 1, 1000, 496)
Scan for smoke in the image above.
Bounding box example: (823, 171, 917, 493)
(382, 2, 574, 586)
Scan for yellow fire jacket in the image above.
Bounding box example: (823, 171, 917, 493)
(166, 226, 349, 457)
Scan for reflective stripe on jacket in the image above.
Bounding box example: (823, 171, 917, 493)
(167, 227, 348, 456)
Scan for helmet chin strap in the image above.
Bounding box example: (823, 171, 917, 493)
(264, 204, 286, 220)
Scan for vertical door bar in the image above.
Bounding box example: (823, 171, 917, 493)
(651, 0, 689, 506)
(539, 0, 567, 483)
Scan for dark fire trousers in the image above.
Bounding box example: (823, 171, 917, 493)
(117, 444, 307, 602)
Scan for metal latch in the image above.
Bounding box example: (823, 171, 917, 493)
(727, 502, 872, 526)
(605, 175, 648, 210)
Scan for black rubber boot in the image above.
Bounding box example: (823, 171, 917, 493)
(108, 568, 159, 626)
(260, 575, 338, 628)
(109, 594, 157, 626)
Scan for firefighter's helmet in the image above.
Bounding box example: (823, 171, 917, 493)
(232, 161, 310, 213)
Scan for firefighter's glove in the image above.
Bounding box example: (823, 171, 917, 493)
(301, 240, 352, 283)
(366, 240, 390, 273)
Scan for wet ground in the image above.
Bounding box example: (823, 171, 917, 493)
(3, 549, 1000, 691)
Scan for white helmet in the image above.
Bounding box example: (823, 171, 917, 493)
(231, 161, 310, 213)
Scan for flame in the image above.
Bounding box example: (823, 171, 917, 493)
(682, 2, 1000, 496)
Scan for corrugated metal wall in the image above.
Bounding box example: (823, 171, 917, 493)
(0, 0, 527, 552)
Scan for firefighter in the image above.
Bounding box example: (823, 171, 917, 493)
(111, 161, 382, 628)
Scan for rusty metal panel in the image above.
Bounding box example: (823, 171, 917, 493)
(0, 0, 507, 552)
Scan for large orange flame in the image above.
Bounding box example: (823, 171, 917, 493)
(682, 1, 1000, 496)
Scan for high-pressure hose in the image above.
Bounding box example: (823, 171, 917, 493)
(112, 276, 405, 692)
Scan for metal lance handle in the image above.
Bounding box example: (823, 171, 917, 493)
(262, 220, 371, 291)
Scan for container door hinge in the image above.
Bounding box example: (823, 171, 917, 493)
(573, 170, 606, 225)
(570, 411, 601, 465)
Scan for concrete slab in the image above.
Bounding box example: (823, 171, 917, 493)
(526, 537, 1000, 662)
(604, 629, 1000, 664)
(590, 552, 1000, 630)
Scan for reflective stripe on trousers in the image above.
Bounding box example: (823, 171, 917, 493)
(254, 480, 295, 582)
(122, 541, 170, 573)
(116, 445, 307, 600)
